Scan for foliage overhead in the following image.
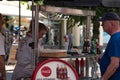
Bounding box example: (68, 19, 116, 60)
(21, 0, 120, 29)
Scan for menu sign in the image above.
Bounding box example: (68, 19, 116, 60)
(32, 58, 78, 80)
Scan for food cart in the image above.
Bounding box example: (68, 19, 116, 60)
(30, 4, 97, 80)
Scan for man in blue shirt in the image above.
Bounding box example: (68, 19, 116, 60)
(99, 12, 120, 80)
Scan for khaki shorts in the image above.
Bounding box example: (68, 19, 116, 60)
(0, 55, 6, 80)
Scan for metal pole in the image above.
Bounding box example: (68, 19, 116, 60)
(19, 0, 21, 40)
(34, 5, 39, 65)
(86, 16, 91, 40)
(86, 16, 91, 77)
(31, 0, 35, 67)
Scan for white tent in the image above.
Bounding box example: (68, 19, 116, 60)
(0, 1, 46, 18)
(0, 1, 47, 27)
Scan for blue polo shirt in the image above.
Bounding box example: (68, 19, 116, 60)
(100, 32, 120, 80)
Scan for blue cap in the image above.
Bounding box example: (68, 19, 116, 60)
(98, 12, 120, 21)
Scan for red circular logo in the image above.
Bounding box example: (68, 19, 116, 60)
(41, 66, 51, 77)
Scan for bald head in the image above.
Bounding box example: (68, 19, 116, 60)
(102, 20, 120, 35)
(99, 12, 120, 35)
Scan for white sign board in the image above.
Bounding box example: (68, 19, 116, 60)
(32, 58, 79, 80)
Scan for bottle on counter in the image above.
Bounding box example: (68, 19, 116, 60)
(75, 58, 79, 76)
(90, 39, 97, 54)
(82, 38, 91, 54)
(82, 39, 87, 53)
(96, 39, 101, 55)
(80, 58, 84, 78)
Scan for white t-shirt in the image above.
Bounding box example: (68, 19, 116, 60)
(0, 33, 5, 55)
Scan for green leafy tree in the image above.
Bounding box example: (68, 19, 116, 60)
(22, 0, 120, 42)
